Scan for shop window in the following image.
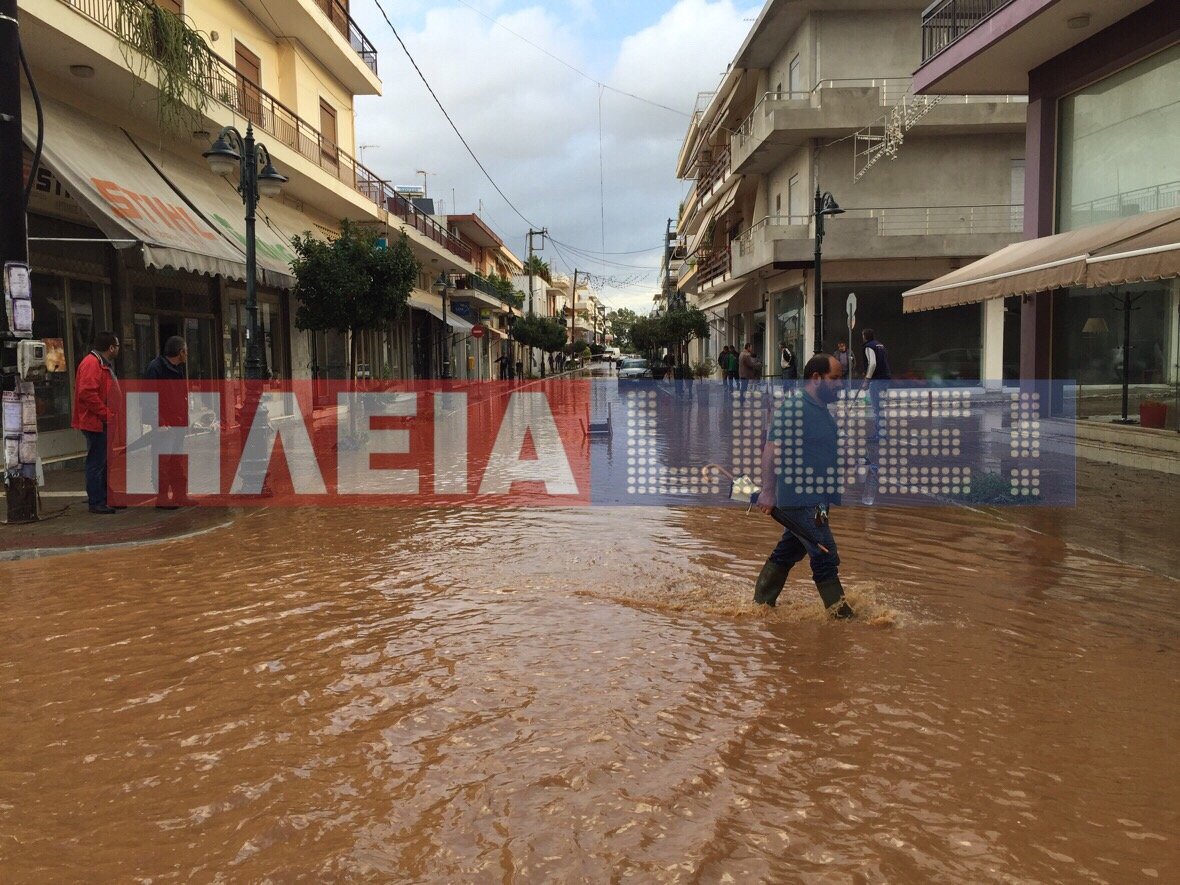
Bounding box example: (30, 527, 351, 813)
(1057, 44, 1180, 232)
(30, 274, 111, 433)
(1051, 282, 1175, 416)
(31, 275, 71, 433)
(823, 283, 982, 382)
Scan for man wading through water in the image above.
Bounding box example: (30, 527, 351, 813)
(754, 353, 854, 618)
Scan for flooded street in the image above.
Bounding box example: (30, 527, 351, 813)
(1, 496, 1177, 880)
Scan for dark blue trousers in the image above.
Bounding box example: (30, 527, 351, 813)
(769, 506, 840, 583)
(82, 428, 108, 508)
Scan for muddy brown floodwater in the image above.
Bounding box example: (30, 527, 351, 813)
(1, 497, 1177, 881)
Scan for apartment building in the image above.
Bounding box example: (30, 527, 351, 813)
(906, 0, 1178, 423)
(445, 214, 525, 380)
(675, 0, 1026, 382)
(18, 0, 475, 458)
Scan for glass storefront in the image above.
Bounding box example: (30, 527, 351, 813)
(823, 283, 983, 381)
(224, 287, 288, 380)
(1057, 282, 1175, 389)
(1057, 43, 1180, 232)
(773, 288, 805, 372)
(30, 273, 110, 433)
(130, 271, 219, 379)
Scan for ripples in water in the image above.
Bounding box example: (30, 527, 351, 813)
(0, 502, 1176, 880)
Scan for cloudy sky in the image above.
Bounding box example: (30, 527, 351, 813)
(350, 0, 762, 314)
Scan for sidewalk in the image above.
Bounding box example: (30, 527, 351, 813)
(1, 466, 236, 561)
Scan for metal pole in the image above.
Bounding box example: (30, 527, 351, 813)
(1121, 290, 1132, 423)
(813, 189, 824, 354)
(242, 123, 263, 382)
(1, 0, 25, 272)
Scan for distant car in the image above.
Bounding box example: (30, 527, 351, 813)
(909, 348, 980, 381)
(618, 358, 652, 379)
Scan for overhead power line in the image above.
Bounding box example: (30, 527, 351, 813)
(370, 0, 669, 278)
(452, 0, 691, 118)
(371, 0, 539, 229)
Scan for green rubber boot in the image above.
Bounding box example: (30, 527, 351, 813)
(815, 577, 855, 619)
(754, 559, 791, 607)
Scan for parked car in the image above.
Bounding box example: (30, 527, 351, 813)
(909, 348, 981, 381)
(617, 358, 653, 380)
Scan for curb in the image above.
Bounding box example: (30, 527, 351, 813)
(0, 513, 239, 563)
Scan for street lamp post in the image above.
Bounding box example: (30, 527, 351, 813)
(433, 273, 453, 379)
(204, 123, 287, 380)
(812, 189, 845, 354)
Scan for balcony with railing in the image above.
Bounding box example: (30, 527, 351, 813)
(60, 0, 470, 263)
(313, 0, 379, 75)
(696, 248, 732, 287)
(921, 0, 1017, 64)
(454, 273, 521, 309)
(730, 204, 1024, 277)
(730, 77, 1025, 175)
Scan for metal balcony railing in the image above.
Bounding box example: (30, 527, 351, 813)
(921, 0, 1017, 64)
(697, 146, 730, 194)
(841, 204, 1024, 236)
(731, 76, 1025, 154)
(733, 206, 1023, 256)
(455, 273, 521, 308)
(697, 249, 731, 285)
(62, 0, 471, 263)
(313, 0, 379, 75)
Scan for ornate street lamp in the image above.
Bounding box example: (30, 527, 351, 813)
(204, 123, 287, 380)
(812, 189, 844, 354)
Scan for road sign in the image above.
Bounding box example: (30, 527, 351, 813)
(471, 324, 485, 338)
(846, 292, 857, 325)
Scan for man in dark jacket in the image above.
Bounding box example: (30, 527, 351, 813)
(144, 336, 188, 508)
(754, 352, 854, 618)
(72, 331, 121, 514)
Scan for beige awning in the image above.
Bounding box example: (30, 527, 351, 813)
(24, 93, 250, 281)
(1086, 212, 1180, 287)
(904, 207, 1180, 312)
(128, 133, 300, 288)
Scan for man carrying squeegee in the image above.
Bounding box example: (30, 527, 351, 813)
(754, 352, 854, 619)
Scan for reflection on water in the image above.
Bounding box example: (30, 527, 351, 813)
(1, 502, 1176, 880)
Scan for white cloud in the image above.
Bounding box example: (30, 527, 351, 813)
(353, 1, 758, 313)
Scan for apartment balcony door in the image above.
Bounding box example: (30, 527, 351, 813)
(235, 42, 263, 126)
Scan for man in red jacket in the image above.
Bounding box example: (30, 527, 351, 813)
(72, 331, 121, 514)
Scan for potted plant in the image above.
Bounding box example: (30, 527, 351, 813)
(1139, 398, 1168, 429)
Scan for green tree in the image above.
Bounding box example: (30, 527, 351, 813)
(606, 307, 640, 351)
(291, 220, 420, 378)
(522, 254, 552, 284)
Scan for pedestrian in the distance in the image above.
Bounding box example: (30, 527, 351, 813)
(836, 340, 850, 376)
(780, 341, 796, 383)
(738, 342, 761, 397)
(861, 328, 892, 436)
(72, 331, 121, 514)
(495, 352, 510, 380)
(754, 352, 854, 618)
(144, 335, 189, 509)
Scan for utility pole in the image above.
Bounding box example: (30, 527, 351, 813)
(1, 0, 38, 523)
(570, 269, 578, 346)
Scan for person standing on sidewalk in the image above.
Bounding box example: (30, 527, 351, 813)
(144, 336, 189, 509)
(780, 341, 797, 383)
(753, 352, 854, 618)
(72, 331, 121, 514)
(738, 342, 761, 398)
